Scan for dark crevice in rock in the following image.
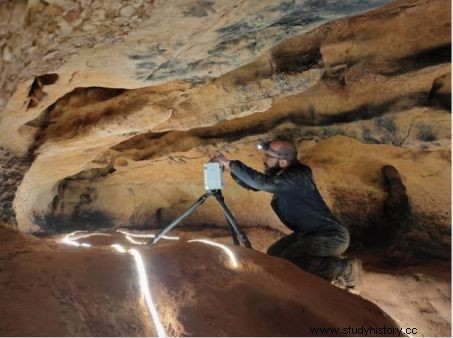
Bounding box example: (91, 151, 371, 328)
(326, 92, 430, 124)
(27, 102, 56, 159)
(113, 130, 169, 152)
(27, 87, 128, 157)
(272, 48, 323, 74)
(369, 165, 412, 251)
(381, 165, 410, 223)
(428, 73, 451, 111)
(382, 43, 452, 76)
(429, 92, 451, 112)
(26, 73, 59, 109)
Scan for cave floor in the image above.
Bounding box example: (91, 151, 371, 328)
(359, 252, 451, 337)
(1, 225, 450, 336)
(157, 226, 452, 337)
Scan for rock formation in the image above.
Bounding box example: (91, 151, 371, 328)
(0, 0, 450, 261)
(0, 225, 402, 336)
(0, 0, 450, 335)
(0, 147, 30, 225)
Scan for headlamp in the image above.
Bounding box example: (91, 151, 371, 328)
(256, 140, 295, 160)
(256, 141, 270, 151)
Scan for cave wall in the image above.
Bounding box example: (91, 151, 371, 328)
(0, 147, 30, 226)
(0, 0, 450, 258)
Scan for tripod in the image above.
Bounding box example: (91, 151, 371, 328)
(151, 189, 252, 248)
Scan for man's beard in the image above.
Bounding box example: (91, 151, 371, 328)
(264, 164, 281, 176)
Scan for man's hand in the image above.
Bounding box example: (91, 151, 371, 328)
(210, 153, 231, 171)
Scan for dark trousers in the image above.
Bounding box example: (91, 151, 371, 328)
(267, 226, 350, 281)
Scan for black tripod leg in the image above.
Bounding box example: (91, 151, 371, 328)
(152, 193, 209, 244)
(223, 215, 239, 246)
(213, 192, 253, 249)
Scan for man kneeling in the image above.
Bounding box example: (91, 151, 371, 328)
(213, 139, 361, 294)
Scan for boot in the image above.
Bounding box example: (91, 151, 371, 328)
(332, 257, 362, 295)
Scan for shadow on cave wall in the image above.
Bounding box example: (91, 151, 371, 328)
(344, 165, 451, 264)
(32, 210, 115, 234)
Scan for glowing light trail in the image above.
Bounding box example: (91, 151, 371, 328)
(61, 231, 246, 338)
(111, 243, 166, 337)
(62, 235, 167, 337)
(61, 234, 89, 247)
(61, 237, 82, 246)
(128, 248, 167, 338)
(61, 231, 110, 247)
(118, 230, 179, 241)
(125, 235, 148, 245)
(111, 244, 126, 253)
(61, 231, 86, 246)
(188, 239, 239, 268)
(69, 232, 111, 241)
(117, 230, 155, 238)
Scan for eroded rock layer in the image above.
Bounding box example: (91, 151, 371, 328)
(0, 0, 450, 260)
(0, 147, 30, 225)
(0, 225, 401, 336)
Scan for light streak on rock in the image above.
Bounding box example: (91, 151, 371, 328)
(126, 235, 148, 245)
(61, 237, 81, 246)
(111, 244, 127, 253)
(118, 229, 179, 241)
(61, 231, 85, 246)
(117, 230, 155, 238)
(111, 244, 166, 337)
(69, 232, 111, 241)
(188, 239, 239, 268)
(59, 231, 168, 337)
(128, 249, 167, 338)
(60, 231, 109, 247)
(160, 234, 180, 240)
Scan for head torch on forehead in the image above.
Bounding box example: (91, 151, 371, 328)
(256, 141, 295, 160)
(256, 141, 271, 152)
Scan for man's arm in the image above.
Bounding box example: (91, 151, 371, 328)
(231, 171, 260, 191)
(212, 153, 314, 195)
(229, 160, 289, 194)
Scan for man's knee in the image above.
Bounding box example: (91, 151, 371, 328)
(280, 249, 313, 271)
(266, 244, 281, 257)
(266, 232, 299, 257)
(280, 243, 306, 262)
(305, 226, 350, 257)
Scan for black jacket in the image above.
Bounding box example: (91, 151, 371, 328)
(230, 160, 343, 234)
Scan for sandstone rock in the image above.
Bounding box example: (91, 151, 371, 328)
(120, 6, 135, 18)
(0, 225, 401, 336)
(4, 179, 16, 188)
(2, 46, 11, 62)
